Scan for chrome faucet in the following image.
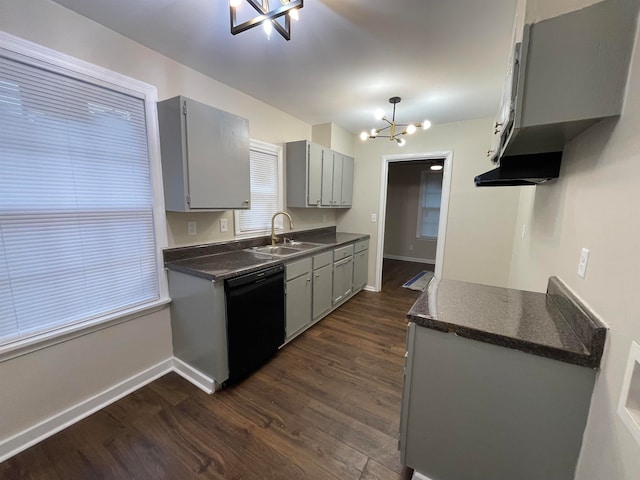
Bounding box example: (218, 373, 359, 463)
(271, 211, 294, 245)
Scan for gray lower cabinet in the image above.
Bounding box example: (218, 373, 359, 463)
(352, 239, 369, 290)
(285, 257, 312, 340)
(157, 96, 250, 212)
(400, 322, 597, 480)
(312, 251, 333, 320)
(332, 248, 354, 305)
(167, 270, 228, 387)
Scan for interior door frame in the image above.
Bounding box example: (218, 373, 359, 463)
(374, 150, 453, 291)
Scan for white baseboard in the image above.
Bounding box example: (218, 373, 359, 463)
(172, 357, 217, 394)
(412, 472, 433, 480)
(363, 285, 377, 292)
(384, 254, 436, 265)
(0, 357, 220, 463)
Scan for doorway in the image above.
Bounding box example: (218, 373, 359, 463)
(374, 151, 453, 292)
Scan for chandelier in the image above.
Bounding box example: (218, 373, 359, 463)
(230, 0, 303, 41)
(360, 97, 431, 146)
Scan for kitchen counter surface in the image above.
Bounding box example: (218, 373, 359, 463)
(407, 277, 606, 368)
(164, 228, 369, 281)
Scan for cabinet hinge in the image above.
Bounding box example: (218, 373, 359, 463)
(182, 101, 187, 115)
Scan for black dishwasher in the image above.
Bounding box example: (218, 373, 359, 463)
(224, 264, 285, 385)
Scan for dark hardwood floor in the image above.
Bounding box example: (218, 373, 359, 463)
(0, 260, 429, 480)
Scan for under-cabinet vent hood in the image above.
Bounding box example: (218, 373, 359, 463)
(475, 152, 562, 187)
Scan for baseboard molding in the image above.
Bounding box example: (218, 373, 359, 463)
(172, 357, 217, 394)
(1, 356, 222, 463)
(384, 254, 436, 265)
(363, 285, 377, 292)
(412, 472, 433, 480)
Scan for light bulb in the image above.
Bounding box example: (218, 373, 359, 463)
(289, 8, 299, 20)
(430, 164, 443, 171)
(406, 124, 417, 135)
(370, 128, 377, 137)
(422, 120, 432, 130)
(230, 0, 241, 7)
(360, 131, 369, 141)
(374, 109, 385, 121)
(397, 138, 406, 147)
(263, 20, 273, 38)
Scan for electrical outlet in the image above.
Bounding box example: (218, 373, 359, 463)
(187, 221, 197, 236)
(322, 214, 327, 223)
(370, 213, 377, 223)
(577, 248, 590, 278)
(220, 218, 228, 233)
(409, 244, 414, 251)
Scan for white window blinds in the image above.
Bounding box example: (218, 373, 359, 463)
(417, 171, 443, 239)
(0, 52, 159, 346)
(235, 141, 283, 235)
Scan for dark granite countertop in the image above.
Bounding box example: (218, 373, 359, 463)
(164, 228, 369, 281)
(407, 277, 606, 368)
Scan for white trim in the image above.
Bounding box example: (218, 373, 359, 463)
(363, 285, 376, 292)
(375, 151, 453, 291)
(0, 358, 175, 463)
(383, 254, 436, 265)
(412, 472, 434, 480)
(172, 357, 217, 394)
(0, 31, 170, 346)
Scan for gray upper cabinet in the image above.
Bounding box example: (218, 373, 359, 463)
(286, 140, 353, 209)
(497, 0, 638, 157)
(157, 96, 251, 212)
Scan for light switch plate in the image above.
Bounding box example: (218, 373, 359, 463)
(370, 213, 377, 223)
(577, 248, 590, 278)
(220, 218, 228, 233)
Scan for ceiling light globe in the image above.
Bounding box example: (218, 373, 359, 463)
(430, 164, 443, 171)
(374, 109, 385, 121)
(230, 0, 241, 7)
(360, 131, 369, 141)
(370, 128, 377, 137)
(422, 120, 432, 130)
(263, 20, 273, 37)
(289, 8, 299, 21)
(397, 138, 406, 147)
(406, 124, 417, 135)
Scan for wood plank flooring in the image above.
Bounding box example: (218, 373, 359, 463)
(0, 260, 430, 480)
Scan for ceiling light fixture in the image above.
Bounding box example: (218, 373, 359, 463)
(430, 164, 443, 171)
(360, 97, 431, 146)
(230, 0, 303, 41)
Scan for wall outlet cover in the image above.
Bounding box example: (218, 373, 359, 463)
(370, 213, 377, 223)
(220, 218, 228, 233)
(187, 221, 197, 236)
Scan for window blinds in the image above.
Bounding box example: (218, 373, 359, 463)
(236, 144, 282, 234)
(0, 53, 158, 346)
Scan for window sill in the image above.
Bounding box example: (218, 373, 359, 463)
(0, 298, 171, 364)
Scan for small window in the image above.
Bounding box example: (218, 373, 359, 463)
(416, 170, 443, 239)
(234, 140, 283, 236)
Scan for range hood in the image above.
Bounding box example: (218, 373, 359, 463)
(475, 152, 562, 187)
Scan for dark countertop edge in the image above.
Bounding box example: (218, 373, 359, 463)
(407, 313, 600, 368)
(164, 229, 370, 282)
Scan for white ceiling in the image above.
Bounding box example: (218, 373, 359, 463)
(51, 0, 518, 134)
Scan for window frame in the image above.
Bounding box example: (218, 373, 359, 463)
(234, 139, 284, 237)
(0, 32, 169, 360)
(416, 169, 443, 240)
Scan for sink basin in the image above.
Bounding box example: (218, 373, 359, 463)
(283, 241, 324, 251)
(250, 245, 303, 257)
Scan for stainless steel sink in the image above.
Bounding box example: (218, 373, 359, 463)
(250, 245, 303, 257)
(283, 241, 324, 251)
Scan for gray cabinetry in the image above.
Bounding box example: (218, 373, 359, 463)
(400, 322, 597, 480)
(286, 140, 353, 208)
(352, 239, 368, 290)
(157, 96, 250, 211)
(312, 251, 333, 320)
(285, 257, 312, 340)
(332, 244, 354, 305)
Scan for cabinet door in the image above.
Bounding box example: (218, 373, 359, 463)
(353, 249, 368, 290)
(333, 257, 353, 305)
(313, 263, 333, 319)
(307, 142, 323, 206)
(331, 153, 343, 207)
(321, 149, 334, 206)
(340, 155, 354, 207)
(286, 273, 312, 339)
(184, 98, 250, 209)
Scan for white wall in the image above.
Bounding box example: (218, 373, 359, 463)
(509, 8, 640, 478)
(338, 117, 521, 288)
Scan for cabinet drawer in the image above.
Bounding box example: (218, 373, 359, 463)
(313, 251, 333, 270)
(354, 239, 369, 253)
(286, 257, 312, 281)
(333, 244, 354, 261)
